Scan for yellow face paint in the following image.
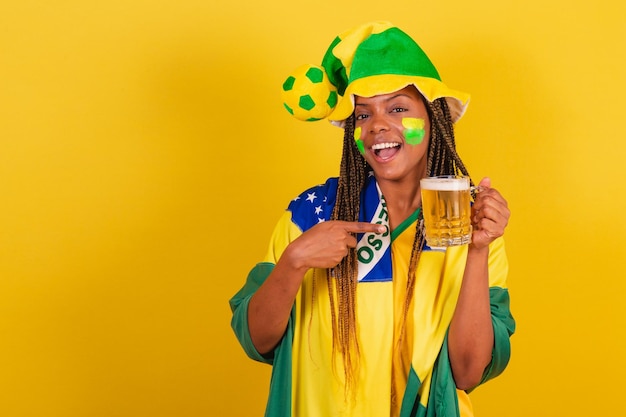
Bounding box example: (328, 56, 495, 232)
(402, 117, 425, 145)
(354, 126, 365, 155)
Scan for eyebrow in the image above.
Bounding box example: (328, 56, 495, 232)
(355, 93, 412, 106)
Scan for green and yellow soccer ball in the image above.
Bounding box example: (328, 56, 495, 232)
(281, 65, 338, 121)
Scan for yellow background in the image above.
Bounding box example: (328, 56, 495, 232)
(1, 1, 624, 416)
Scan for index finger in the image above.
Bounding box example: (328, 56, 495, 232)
(476, 187, 508, 208)
(340, 221, 387, 234)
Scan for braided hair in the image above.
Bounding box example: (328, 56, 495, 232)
(326, 96, 472, 394)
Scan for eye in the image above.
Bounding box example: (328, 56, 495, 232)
(391, 107, 408, 113)
(355, 113, 369, 120)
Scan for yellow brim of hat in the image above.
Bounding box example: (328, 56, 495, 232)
(328, 74, 470, 127)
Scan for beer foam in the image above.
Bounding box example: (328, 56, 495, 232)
(420, 176, 470, 191)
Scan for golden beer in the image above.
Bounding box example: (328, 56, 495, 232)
(420, 176, 472, 247)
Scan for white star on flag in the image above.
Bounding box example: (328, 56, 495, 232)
(314, 206, 323, 215)
(306, 192, 317, 203)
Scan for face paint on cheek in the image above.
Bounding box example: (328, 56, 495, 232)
(354, 126, 365, 155)
(402, 117, 425, 145)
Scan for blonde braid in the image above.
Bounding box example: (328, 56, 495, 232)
(394, 98, 474, 400)
(328, 98, 473, 398)
(328, 114, 366, 394)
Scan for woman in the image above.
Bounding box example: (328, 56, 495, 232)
(230, 21, 515, 417)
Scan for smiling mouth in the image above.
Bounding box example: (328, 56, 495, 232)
(371, 142, 401, 160)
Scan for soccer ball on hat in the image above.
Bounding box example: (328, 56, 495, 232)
(281, 64, 338, 121)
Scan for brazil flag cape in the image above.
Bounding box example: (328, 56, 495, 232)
(230, 175, 515, 417)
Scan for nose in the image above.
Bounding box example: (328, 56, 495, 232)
(368, 112, 390, 133)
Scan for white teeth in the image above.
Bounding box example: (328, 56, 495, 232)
(371, 142, 400, 150)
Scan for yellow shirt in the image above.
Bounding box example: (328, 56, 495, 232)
(230, 177, 514, 417)
(264, 210, 495, 416)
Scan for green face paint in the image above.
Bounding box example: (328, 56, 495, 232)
(354, 126, 365, 155)
(402, 117, 425, 145)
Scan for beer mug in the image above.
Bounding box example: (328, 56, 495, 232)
(420, 176, 472, 247)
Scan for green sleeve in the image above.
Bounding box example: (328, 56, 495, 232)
(479, 286, 516, 384)
(229, 262, 276, 364)
(229, 262, 295, 417)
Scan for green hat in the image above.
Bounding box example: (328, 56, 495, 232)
(281, 21, 470, 126)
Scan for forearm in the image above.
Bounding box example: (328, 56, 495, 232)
(246, 219, 383, 355)
(448, 245, 495, 390)
(248, 248, 308, 355)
